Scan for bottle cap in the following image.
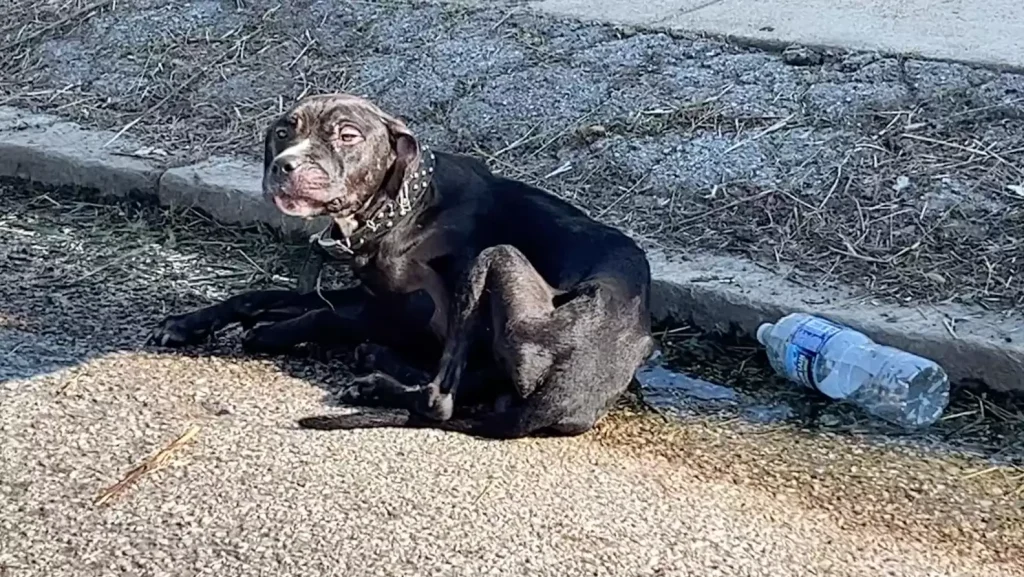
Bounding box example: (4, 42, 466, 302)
(756, 323, 773, 345)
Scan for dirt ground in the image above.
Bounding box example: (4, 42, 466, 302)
(2, 178, 1024, 576)
(1, 0, 1023, 313)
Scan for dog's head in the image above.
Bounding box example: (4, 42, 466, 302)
(261, 93, 421, 220)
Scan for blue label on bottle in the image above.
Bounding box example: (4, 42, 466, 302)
(782, 317, 845, 389)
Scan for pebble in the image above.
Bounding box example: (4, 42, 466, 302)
(782, 46, 823, 66)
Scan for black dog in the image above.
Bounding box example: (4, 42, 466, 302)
(148, 93, 654, 439)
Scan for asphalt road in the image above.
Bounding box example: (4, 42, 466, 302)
(1, 181, 1021, 576)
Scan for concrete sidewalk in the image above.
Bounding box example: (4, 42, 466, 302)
(499, 0, 1024, 70)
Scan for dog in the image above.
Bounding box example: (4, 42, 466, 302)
(147, 93, 655, 439)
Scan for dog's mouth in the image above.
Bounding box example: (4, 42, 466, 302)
(264, 168, 341, 218)
(271, 194, 327, 218)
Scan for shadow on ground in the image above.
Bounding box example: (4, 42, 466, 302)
(0, 178, 353, 399)
(2, 177, 1023, 462)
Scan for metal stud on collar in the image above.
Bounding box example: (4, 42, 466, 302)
(315, 143, 435, 256)
(312, 223, 354, 256)
(398, 182, 412, 216)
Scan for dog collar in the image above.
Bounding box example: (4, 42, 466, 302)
(310, 146, 436, 259)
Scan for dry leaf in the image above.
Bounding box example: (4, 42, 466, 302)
(129, 146, 169, 159)
(892, 175, 911, 192)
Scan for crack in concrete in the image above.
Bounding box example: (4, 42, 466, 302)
(656, 0, 735, 22)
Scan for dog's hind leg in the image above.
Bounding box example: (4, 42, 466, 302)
(354, 343, 432, 385)
(423, 245, 558, 421)
(335, 245, 557, 421)
(338, 343, 508, 414)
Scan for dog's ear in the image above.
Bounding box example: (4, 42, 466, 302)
(380, 112, 421, 180)
(262, 121, 277, 171)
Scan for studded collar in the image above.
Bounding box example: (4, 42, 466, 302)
(310, 145, 436, 260)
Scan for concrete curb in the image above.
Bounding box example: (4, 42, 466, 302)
(159, 156, 327, 238)
(475, 0, 1024, 73)
(2, 106, 1022, 393)
(649, 253, 1024, 393)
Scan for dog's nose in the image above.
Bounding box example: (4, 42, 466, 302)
(272, 157, 302, 175)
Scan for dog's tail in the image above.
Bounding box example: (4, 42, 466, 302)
(296, 408, 488, 435)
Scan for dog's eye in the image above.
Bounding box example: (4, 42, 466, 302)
(338, 125, 363, 145)
(275, 127, 289, 140)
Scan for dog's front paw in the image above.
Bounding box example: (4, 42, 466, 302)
(333, 372, 407, 408)
(353, 343, 389, 373)
(334, 373, 378, 405)
(145, 313, 212, 348)
(241, 324, 294, 355)
(420, 378, 455, 422)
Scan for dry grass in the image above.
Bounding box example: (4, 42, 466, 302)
(0, 178, 349, 374)
(1, 184, 297, 299)
(553, 103, 1023, 309)
(0, 177, 356, 392)
(0, 0, 370, 162)
(449, 82, 1024, 311)
(1, 0, 1022, 311)
(732, 104, 1024, 309)
(0, 0, 112, 52)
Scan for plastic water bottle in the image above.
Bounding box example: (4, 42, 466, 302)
(756, 313, 950, 429)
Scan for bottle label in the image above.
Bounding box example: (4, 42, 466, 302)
(783, 317, 845, 389)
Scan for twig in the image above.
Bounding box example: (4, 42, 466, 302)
(596, 174, 650, 218)
(674, 189, 774, 227)
(0, 0, 115, 52)
(103, 27, 264, 148)
(471, 146, 538, 182)
(470, 476, 497, 507)
(490, 123, 543, 158)
(722, 114, 795, 155)
(237, 249, 269, 276)
(829, 244, 888, 264)
(939, 410, 978, 422)
(288, 37, 317, 69)
(59, 247, 144, 287)
(818, 154, 852, 211)
(528, 106, 602, 158)
(961, 466, 1001, 481)
(56, 374, 81, 396)
(543, 162, 573, 180)
(94, 424, 201, 507)
(490, 9, 518, 30)
(900, 133, 1024, 177)
(942, 317, 959, 339)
